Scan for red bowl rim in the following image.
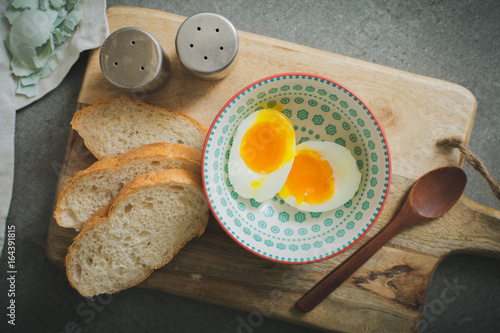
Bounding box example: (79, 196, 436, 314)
(201, 72, 392, 264)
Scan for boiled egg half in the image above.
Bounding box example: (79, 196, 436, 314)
(279, 140, 361, 212)
(228, 109, 296, 202)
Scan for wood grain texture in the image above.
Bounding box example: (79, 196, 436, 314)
(46, 7, 500, 333)
(297, 167, 467, 313)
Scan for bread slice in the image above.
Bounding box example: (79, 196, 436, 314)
(65, 169, 209, 297)
(71, 97, 208, 159)
(54, 142, 201, 231)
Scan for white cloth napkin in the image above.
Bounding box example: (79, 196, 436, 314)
(0, 0, 109, 252)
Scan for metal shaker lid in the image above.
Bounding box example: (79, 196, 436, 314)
(176, 13, 238, 79)
(100, 27, 169, 91)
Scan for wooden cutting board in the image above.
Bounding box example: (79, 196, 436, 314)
(46, 7, 500, 332)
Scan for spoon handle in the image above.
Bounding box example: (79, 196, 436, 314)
(296, 207, 416, 312)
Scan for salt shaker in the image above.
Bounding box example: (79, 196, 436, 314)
(175, 13, 238, 80)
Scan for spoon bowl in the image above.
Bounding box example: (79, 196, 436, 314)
(410, 166, 467, 219)
(297, 166, 467, 312)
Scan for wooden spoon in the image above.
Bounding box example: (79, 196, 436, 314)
(296, 166, 467, 312)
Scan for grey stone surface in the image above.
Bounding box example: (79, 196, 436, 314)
(1, 0, 499, 332)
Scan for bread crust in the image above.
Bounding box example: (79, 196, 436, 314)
(53, 142, 202, 228)
(65, 169, 208, 297)
(71, 97, 208, 159)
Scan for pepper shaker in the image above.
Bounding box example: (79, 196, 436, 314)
(100, 27, 170, 92)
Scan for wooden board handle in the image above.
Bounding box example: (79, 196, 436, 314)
(450, 196, 500, 257)
(363, 174, 500, 259)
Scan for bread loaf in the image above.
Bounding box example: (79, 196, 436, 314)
(71, 98, 208, 158)
(65, 169, 209, 297)
(54, 142, 201, 231)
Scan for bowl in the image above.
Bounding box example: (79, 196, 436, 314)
(202, 73, 391, 264)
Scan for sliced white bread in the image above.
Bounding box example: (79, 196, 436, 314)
(65, 169, 209, 297)
(54, 142, 201, 231)
(71, 97, 208, 159)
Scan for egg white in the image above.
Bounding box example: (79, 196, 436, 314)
(228, 110, 295, 202)
(279, 140, 361, 212)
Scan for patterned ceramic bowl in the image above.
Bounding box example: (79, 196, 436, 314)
(202, 73, 391, 264)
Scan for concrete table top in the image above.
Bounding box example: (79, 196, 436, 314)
(1, 1, 499, 332)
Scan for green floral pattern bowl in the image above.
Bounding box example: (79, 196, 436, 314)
(202, 73, 391, 264)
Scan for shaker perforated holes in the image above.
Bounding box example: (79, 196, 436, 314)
(189, 25, 224, 62)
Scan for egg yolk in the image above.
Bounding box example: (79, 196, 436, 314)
(280, 149, 335, 205)
(240, 111, 295, 175)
